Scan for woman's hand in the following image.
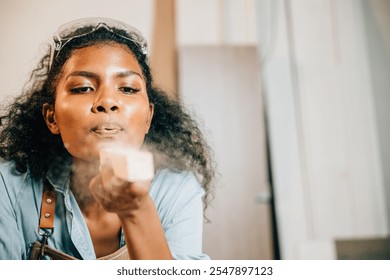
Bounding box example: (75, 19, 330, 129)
(88, 163, 151, 218)
(88, 163, 173, 259)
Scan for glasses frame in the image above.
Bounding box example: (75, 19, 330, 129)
(48, 18, 148, 70)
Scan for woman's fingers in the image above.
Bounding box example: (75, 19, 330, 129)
(89, 165, 151, 213)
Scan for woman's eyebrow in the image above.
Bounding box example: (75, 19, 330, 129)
(66, 71, 98, 80)
(115, 70, 142, 79)
(65, 70, 143, 80)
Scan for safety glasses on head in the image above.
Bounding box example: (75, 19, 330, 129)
(49, 17, 148, 70)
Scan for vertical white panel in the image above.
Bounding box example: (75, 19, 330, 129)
(335, 0, 387, 235)
(291, 0, 388, 238)
(262, 0, 389, 259)
(290, 0, 356, 238)
(362, 0, 390, 230)
(258, 0, 310, 259)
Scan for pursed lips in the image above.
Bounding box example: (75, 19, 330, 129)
(92, 122, 124, 136)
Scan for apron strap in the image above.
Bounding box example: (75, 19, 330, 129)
(33, 179, 130, 260)
(38, 179, 56, 236)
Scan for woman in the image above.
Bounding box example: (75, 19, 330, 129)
(0, 18, 214, 260)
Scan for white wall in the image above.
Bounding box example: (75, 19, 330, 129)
(177, 0, 257, 45)
(0, 0, 154, 100)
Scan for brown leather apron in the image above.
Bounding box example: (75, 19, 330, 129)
(29, 180, 129, 260)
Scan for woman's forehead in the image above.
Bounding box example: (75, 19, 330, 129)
(62, 43, 143, 75)
(73, 41, 137, 58)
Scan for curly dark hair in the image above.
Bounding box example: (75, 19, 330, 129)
(0, 26, 215, 209)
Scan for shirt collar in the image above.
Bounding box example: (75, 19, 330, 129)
(45, 157, 73, 192)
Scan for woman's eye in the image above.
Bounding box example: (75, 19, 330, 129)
(70, 87, 94, 94)
(119, 87, 140, 95)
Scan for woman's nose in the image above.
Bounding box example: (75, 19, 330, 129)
(91, 91, 119, 113)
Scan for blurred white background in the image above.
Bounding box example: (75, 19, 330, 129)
(0, 0, 389, 259)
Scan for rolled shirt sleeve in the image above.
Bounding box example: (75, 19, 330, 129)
(149, 170, 210, 260)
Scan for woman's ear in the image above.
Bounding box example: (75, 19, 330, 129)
(42, 103, 60, 135)
(145, 103, 154, 134)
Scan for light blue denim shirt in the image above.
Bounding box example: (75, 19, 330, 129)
(0, 161, 209, 260)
